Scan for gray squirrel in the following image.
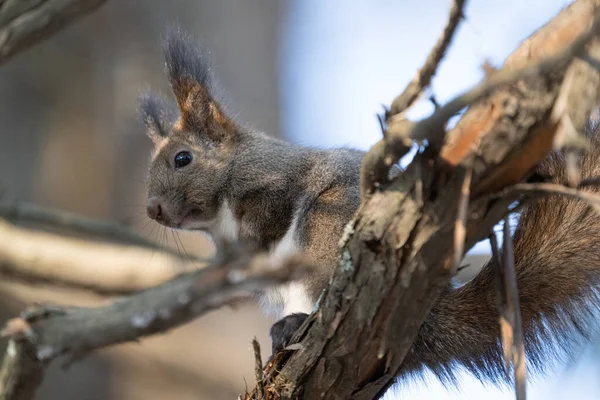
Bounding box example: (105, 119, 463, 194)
(140, 29, 600, 384)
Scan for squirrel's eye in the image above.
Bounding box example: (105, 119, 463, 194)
(174, 151, 193, 169)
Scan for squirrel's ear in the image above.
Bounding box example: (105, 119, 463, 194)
(138, 91, 178, 145)
(163, 28, 237, 141)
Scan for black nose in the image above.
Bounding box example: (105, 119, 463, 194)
(147, 199, 164, 222)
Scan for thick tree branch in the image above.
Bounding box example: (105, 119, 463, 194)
(0, 0, 108, 65)
(249, 1, 600, 398)
(0, 251, 311, 400)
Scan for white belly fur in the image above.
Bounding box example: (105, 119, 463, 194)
(212, 200, 240, 241)
(259, 213, 314, 319)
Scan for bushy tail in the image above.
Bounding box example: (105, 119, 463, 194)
(401, 124, 600, 384)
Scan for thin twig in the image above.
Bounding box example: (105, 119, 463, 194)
(387, 0, 467, 117)
(358, 0, 467, 198)
(503, 216, 527, 400)
(252, 338, 264, 400)
(480, 181, 600, 214)
(415, 159, 424, 207)
(489, 231, 512, 371)
(452, 166, 472, 272)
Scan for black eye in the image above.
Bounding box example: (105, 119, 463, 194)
(174, 151, 192, 169)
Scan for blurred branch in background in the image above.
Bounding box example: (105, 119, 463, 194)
(0, 202, 165, 249)
(0, 202, 205, 263)
(0, 240, 311, 400)
(0, 202, 207, 295)
(0, 0, 108, 65)
(0, 222, 182, 296)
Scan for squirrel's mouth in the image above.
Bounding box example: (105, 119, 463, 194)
(178, 208, 214, 230)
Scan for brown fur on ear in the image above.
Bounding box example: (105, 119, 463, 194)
(138, 90, 178, 145)
(163, 28, 237, 141)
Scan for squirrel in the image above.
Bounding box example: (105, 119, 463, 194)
(140, 29, 600, 385)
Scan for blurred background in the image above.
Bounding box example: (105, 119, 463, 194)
(0, 0, 598, 399)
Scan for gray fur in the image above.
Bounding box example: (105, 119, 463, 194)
(143, 29, 363, 312)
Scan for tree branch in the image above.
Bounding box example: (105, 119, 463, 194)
(386, 0, 466, 117)
(361, 1, 600, 200)
(0, 202, 170, 252)
(361, 0, 466, 199)
(0, 0, 108, 65)
(0, 216, 203, 296)
(390, 5, 600, 154)
(493, 218, 527, 400)
(248, 1, 600, 398)
(482, 181, 600, 213)
(0, 251, 311, 400)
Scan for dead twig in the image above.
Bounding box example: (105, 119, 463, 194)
(252, 338, 265, 400)
(490, 217, 527, 400)
(481, 181, 600, 214)
(359, 0, 467, 199)
(489, 231, 511, 371)
(452, 166, 472, 272)
(0, 340, 44, 400)
(386, 0, 467, 117)
(503, 217, 527, 400)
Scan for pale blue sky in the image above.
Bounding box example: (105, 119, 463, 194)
(278, 1, 599, 399)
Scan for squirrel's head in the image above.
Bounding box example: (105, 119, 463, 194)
(139, 29, 239, 231)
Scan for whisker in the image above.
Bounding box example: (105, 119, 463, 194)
(175, 230, 201, 269)
(162, 226, 170, 273)
(145, 222, 160, 265)
(170, 229, 183, 259)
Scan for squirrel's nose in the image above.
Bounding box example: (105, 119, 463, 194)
(147, 198, 164, 222)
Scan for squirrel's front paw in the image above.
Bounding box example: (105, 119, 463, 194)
(269, 312, 308, 354)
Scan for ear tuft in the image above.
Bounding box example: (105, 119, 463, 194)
(163, 27, 213, 106)
(138, 90, 178, 143)
(161, 27, 238, 141)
